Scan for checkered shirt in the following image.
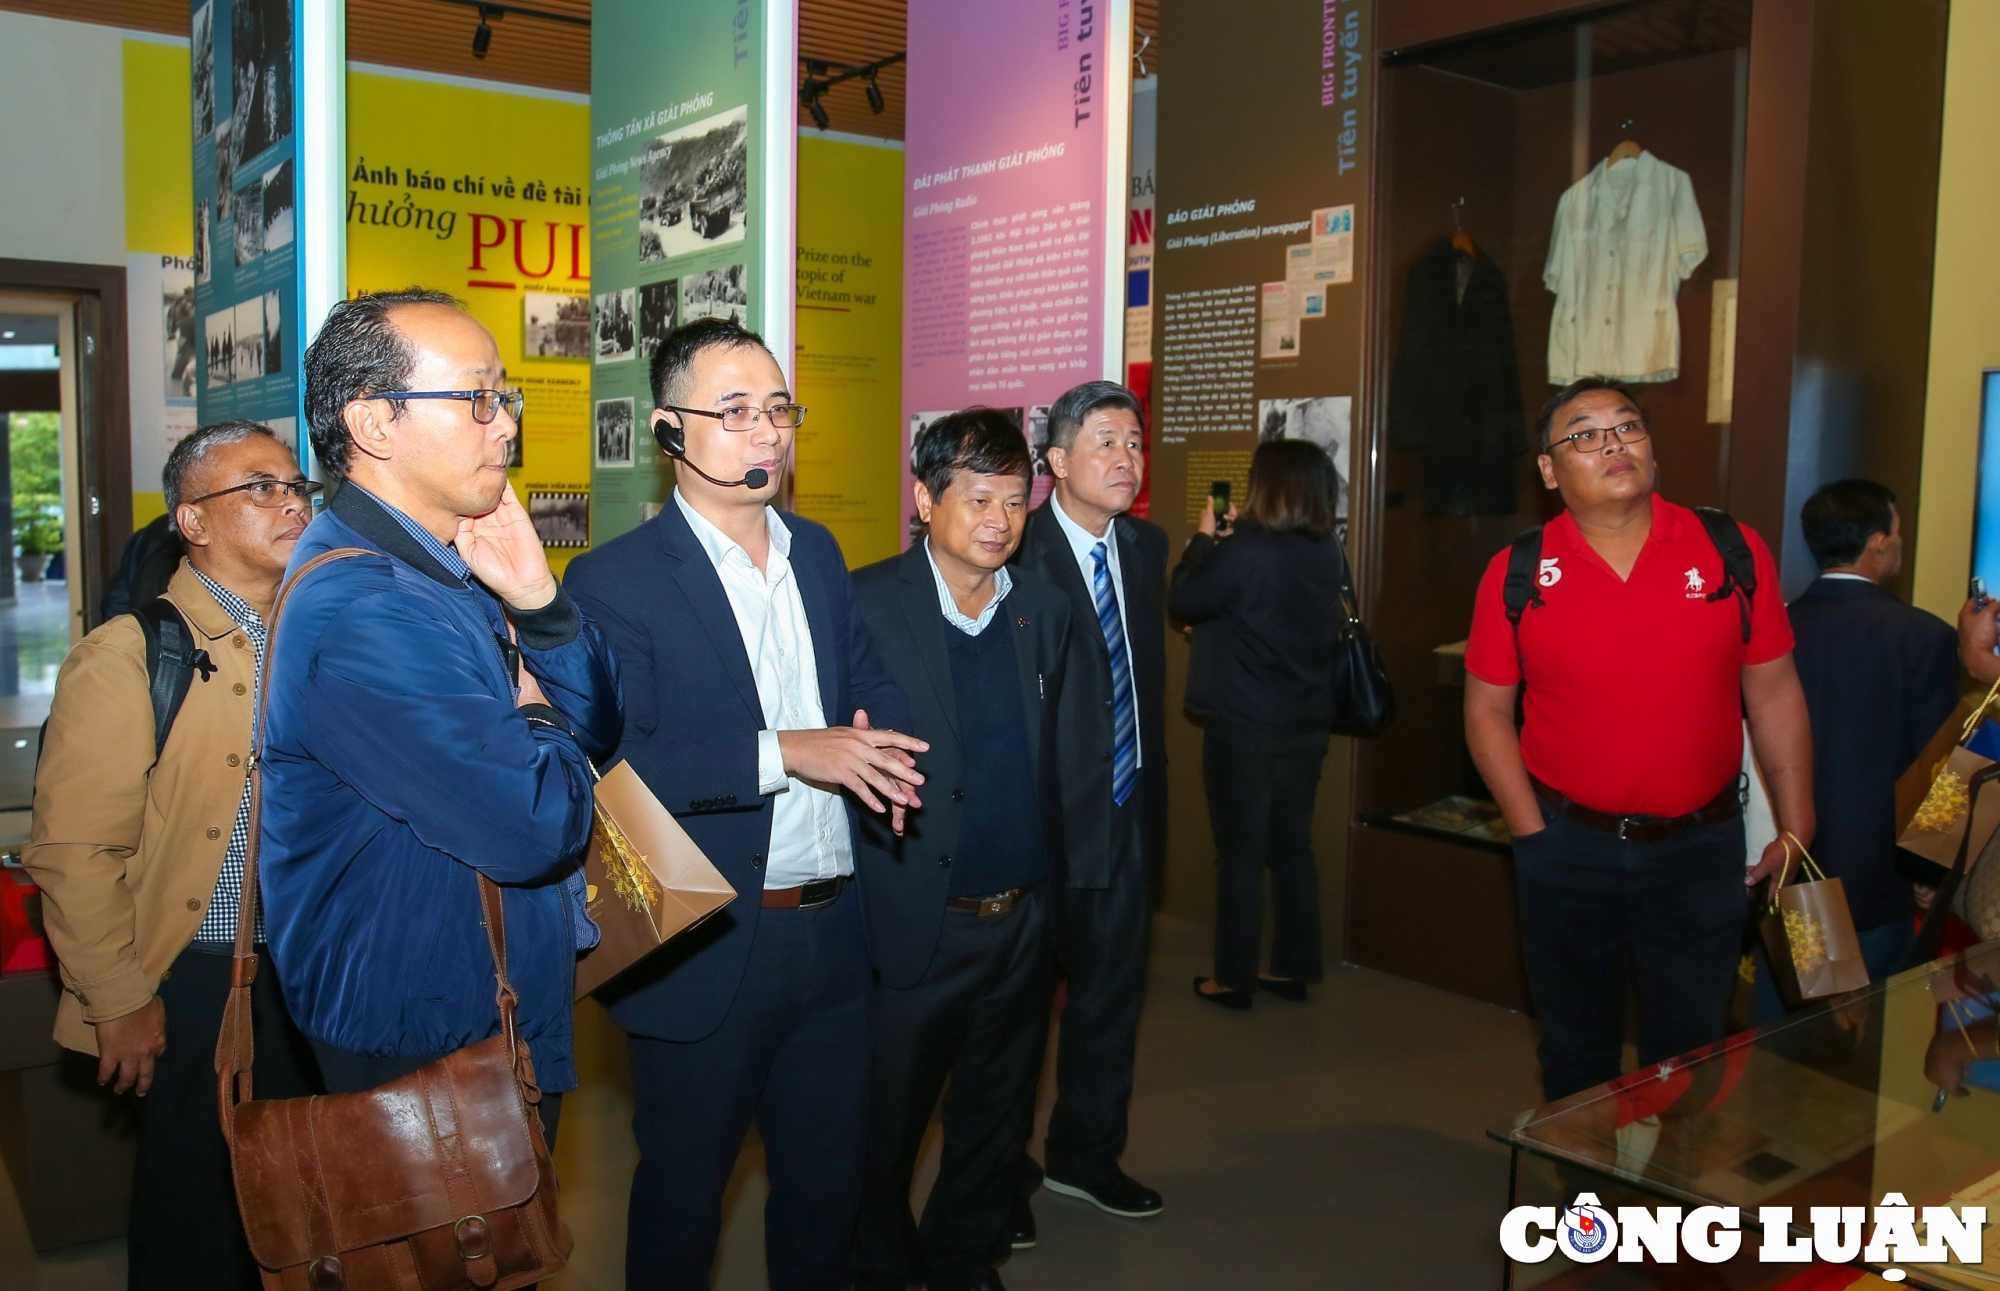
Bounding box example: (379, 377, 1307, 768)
(191, 568, 268, 946)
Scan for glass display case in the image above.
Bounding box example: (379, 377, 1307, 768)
(1492, 942, 2000, 1289)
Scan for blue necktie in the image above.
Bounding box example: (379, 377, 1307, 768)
(1092, 541, 1138, 807)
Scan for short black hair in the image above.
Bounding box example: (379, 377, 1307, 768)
(1535, 376, 1643, 448)
(1047, 380, 1144, 452)
(302, 287, 461, 479)
(163, 420, 279, 532)
(648, 316, 773, 410)
(912, 408, 1032, 501)
(1801, 478, 1897, 570)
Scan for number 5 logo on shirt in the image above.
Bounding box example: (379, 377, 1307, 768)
(1538, 558, 1562, 588)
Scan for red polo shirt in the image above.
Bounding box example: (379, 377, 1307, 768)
(1465, 494, 1794, 817)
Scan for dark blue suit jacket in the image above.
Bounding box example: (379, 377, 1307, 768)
(564, 501, 910, 1042)
(1789, 576, 1960, 929)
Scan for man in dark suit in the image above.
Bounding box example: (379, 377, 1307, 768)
(1777, 479, 1959, 1012)
(1011, 380, 1169, 1233)
(850, 411, 1072, 1291)
(563, 318, 922, 1291)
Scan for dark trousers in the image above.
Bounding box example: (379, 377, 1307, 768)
(856, 891, 1053, 1290)
(1029, 798, 1149, 1188)
(625, 887, 872, 1291)
(1201, 721, 1330, 992)
(129, 946, 318, 1291)
(1513, 812, 1749, 1103)
(311, 1043, 563, 1146)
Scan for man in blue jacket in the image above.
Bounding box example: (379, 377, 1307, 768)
(565, 317, 921, 1291)
(261, 288, 620, 1134)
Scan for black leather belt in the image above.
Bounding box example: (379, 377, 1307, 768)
(1529, 775, 1743, 844)
(945, 886, 1034, 917)
(761, 875, 848, 910)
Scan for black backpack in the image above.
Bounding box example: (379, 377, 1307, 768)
(1501, 506, 1758, 644)
(36, 598, 214, 770)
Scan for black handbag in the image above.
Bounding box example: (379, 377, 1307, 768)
(1329, 563, 1394, 738)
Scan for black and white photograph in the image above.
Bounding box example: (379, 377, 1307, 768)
(1024, 404, 1056, 506)
(232, 297, 265, 385)
(638, 279, 678, 360)
(593, 287, 635, 363)
(637, 104, 749, 263)
(194, 201, 212, 285)
(262, 159, 295, 255)
(504, 427, 524, 470)
(595, 396, 635, 468)
(1258, 395, 1353, 517)
(215, 120, 234, 223)
(191, 2, 215, 138)
(523, 291, 589, 359)
(231, 0, 294, 165)
(529, 490, 590, 549)
(233, 172, 264, 266)
(204, 307, 234, 390)
(681, 263, 747, 327)
(261, 289, 282, 376)
(164, 271, 196, 399)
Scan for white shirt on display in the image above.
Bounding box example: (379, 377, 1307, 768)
(672, 488, 853, 889)
(1544, 150, 1709, 385)
(1049, 492, 1142, 769)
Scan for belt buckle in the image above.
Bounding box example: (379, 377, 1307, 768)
(985, 896, 1007, 916)
(1616, 817, 1633, 842)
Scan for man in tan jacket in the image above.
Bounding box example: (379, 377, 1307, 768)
(26, 419, 319, 1290)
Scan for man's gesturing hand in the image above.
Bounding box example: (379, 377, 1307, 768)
(95, 996, 166, 1096)
(777, 710, 928, 834)
(457, 484, 559, 612)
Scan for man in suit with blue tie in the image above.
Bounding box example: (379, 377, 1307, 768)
(1010, 381, 1170, 1237)
(564, 318, 924, 1291)
(850, 410, 1073, 1291)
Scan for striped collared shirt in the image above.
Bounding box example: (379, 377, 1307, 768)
(191, 567, 267, 945)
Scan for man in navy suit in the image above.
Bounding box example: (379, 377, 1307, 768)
(850, 411, 1072, 1291)
(564, 318, 923, 1291)
(1777, 479, 1959, 1013)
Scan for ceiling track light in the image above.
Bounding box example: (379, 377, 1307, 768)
(796, 50, 905, 127)
(472, 5, 500, 57)
(865, 71, 884, 114)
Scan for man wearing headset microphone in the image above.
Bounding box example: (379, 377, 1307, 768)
(565, 317, 920, 1291)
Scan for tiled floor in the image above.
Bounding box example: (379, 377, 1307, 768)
(1, 914, 1544, 1290)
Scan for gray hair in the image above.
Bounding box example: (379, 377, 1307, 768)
(163, 420, 279, 533)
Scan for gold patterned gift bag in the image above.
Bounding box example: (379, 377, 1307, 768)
(1761, 833, 1871, 1008)
(1897, 679, 2000, 870)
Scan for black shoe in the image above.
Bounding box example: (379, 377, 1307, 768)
(1006, 1196, 1037, 1250)
(1043, 1169, 1164, 1218)
(1193, 976, 1253, 1011)
(1257, 976, 1308, 1002)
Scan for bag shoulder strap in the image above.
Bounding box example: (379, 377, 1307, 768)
(1501, 525, 1546, 633)
(215, 547, 521, 1114)
(1692, 507, 1757, 644)
(136, 596, 208, 754)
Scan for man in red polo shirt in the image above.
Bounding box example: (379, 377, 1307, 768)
(1464, 377, 1813, 1103)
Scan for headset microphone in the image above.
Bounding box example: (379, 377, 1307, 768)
(651, 412, 770, 490)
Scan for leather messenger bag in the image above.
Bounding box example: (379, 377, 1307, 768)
(213, 548, 572, 1290)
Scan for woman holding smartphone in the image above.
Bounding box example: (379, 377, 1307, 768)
(1170, 440, 1348, 1010)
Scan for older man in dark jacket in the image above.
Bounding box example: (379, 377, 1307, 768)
(260, 289, 620, 1122)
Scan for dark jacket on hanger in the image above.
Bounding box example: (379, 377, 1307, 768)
(1387, 242, 1527, 517)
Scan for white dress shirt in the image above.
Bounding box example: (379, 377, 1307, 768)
(1544, 150, 1708, 385)
(1049, 493, 1142, 768)
(924, 539, 1012, 637)
(673, 489, 852, 888)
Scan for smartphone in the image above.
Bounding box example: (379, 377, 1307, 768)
(1210, 480, 1230, 522)
(1975, 575, 1990, 608)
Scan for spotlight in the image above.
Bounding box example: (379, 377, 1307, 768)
(808, 93, 830, 130)
(472, 5, 500, 58)
(865, 72, 884, 114)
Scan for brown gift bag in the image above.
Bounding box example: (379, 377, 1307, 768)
(575, 761, 738, 999)
(1761, 833, 1871, 1007)
(1897, 680, 2000, 869)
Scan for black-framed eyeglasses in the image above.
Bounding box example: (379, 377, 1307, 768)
(187, 478, 324, 508)
(1546, 419, 1649, 455)
(376, 388, 525, 424)
(660, 402, 808, 432)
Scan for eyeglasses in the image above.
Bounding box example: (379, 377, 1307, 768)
(659, 403, 808, 432)
(1546, 419, 1649, 455)
(187, 478, 324, 508)
(375, 388, 526, 425)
